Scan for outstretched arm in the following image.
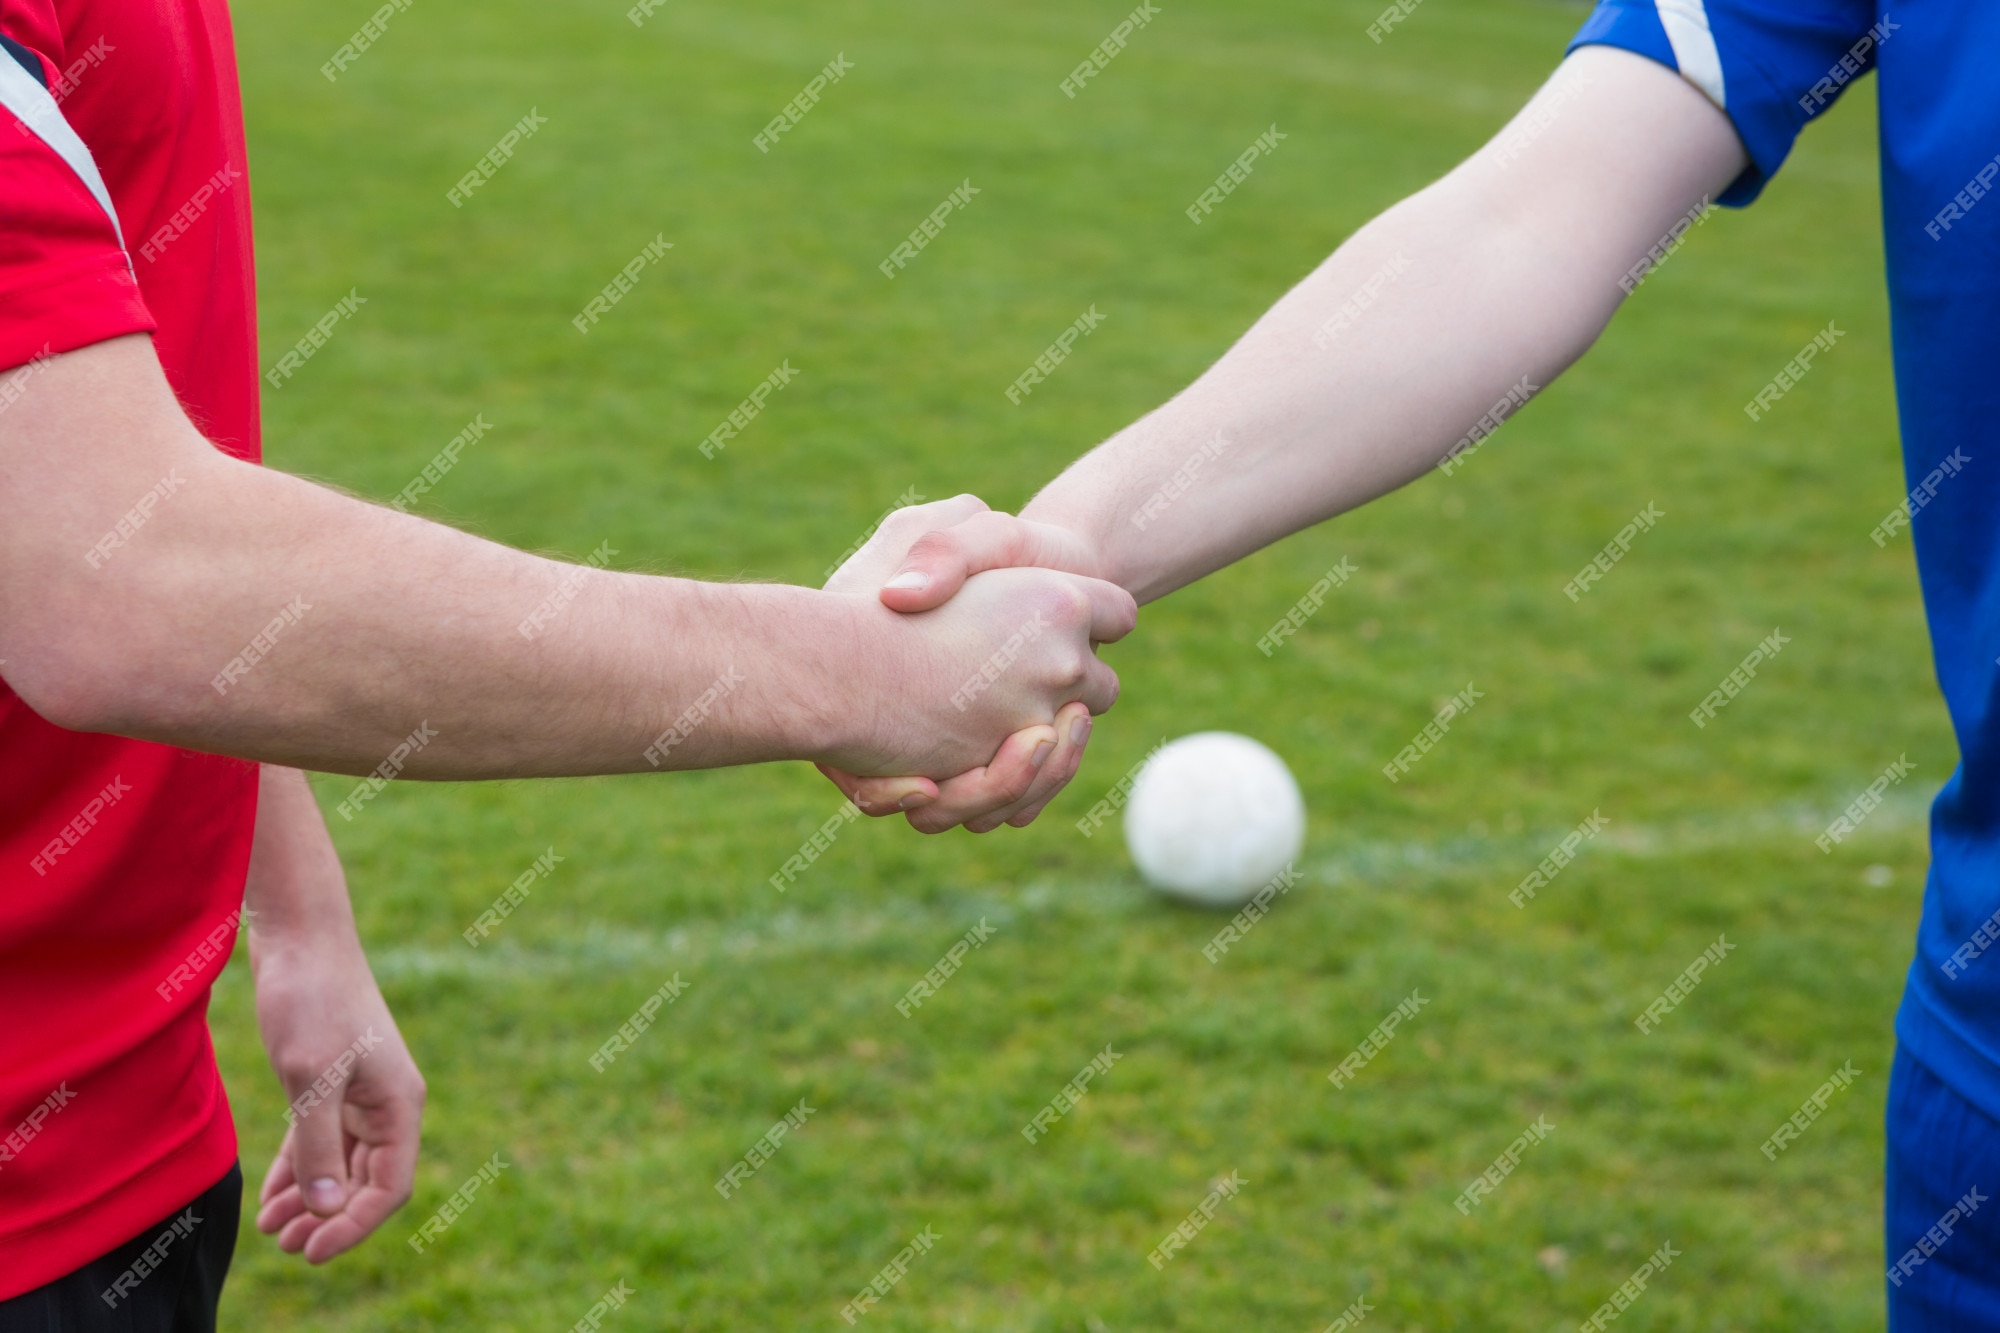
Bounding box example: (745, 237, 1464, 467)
(879, 46, 1747, 610)
(0, 335, 1132, 782)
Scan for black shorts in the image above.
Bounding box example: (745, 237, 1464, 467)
(0, 1162, 240, 1333)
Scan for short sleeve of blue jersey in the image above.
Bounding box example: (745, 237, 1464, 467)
(1567, 0, 1885, 205)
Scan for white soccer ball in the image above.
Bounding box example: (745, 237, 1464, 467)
(1122, 732, 1306, 908)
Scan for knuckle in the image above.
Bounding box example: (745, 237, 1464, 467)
(1041, 653, 1089, 695)
(1041, 579, 1091, 629)
(1094, 669, 1121, 711)
(874, 508, 928, 545)
(1064, 581, 1092, 621)
(965, 509, 1012, 543)
(886, 497, 976, 544)
(942, 493, 990, 519)
(907, 529, 960, 562)
(991, 515, 1040, 564)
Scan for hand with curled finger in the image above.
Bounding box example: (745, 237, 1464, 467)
(817, 494, 1127, 834)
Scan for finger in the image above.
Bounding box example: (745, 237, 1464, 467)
(301, 1213, 366, 1264)
(275, 1207, 325, 1254)
(302, 1178, 410, 1262)
(303, 1135, 417, 1263)
(897, 493, 990, 532)
(880, 513, 1101, 613)
(1075, 576, 1139, 646)
(289, 1089, 354, 1218)
(893, 493, 989, 532)
(903, 724, 1056, 835)
(814, 762, 937, 816)
(823, 494, 990, 594)
(258, 1133, 298, 1208)
(256, 1184, 308, 1237)
(1072, 655, 1121, 717)
(967, 703, 1092, 833)
(299, 1065, 424, 1263)
(256, 1157, 311, 1237)
(1005, 706, 1094, 828)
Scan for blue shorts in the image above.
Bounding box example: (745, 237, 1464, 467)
(1888, 1046, 2000, 1328)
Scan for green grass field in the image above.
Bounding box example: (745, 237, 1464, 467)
(212, 0, 1937, 1326)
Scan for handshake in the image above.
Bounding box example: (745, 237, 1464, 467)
(807, 494, 1134, 836)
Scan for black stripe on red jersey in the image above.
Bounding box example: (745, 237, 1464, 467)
(0, 34, 47, 88)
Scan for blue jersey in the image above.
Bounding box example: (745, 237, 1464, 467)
(1568, 3, 2000, 1117)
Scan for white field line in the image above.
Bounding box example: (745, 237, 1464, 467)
(361, 793, 1928, 982)
(1316, 790, 1931, 888)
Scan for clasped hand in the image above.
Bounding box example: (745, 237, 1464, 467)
(816, 495, 1121, 833)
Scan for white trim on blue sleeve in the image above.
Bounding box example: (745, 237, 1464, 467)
(1654, 0, 1727, 109)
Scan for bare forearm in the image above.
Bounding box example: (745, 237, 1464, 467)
(244, 761, 427, 1257)
(244, 765, 356, 936)
(100, 462, 848, 778)
(1022, 48, 1746, 603)
(1, 338, 852, 777)
(2, 335, 1127, 781)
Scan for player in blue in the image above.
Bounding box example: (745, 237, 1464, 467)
(821, 3, 2000, 1323)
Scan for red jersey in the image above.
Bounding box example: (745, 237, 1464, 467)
(0, 0, 261, 1296)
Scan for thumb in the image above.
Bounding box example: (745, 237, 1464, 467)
(880, 512, 1101, 613)
(812, 762, 939, 815)
(287, 1082, 352, 1217)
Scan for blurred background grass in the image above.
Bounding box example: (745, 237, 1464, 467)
(212, 0, 1933, 1326)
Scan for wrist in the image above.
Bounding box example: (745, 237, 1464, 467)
(244, 764, 360, 962)
(247, 901, 363, 959)
(1014, 498, 1115, 592)
(246, 917, 370, 997)
(709, 581, 871, 767)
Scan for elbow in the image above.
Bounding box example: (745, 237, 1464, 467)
(7, 638, 134, 736)
(6, 652, 121, 735)
(3, 617, 204, 739)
